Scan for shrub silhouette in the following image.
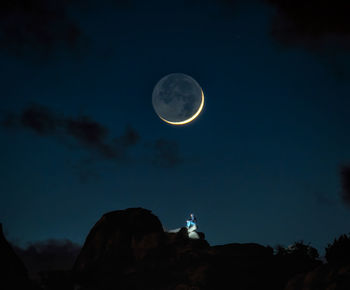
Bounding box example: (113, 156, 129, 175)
(325, 233, 350, 264)
(275, 241, 319, 262)
(273, 241, 321, 284)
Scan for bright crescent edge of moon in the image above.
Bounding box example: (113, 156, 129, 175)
(158, 90, 205, 125)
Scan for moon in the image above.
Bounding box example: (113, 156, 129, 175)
(152, 73, 204, 125)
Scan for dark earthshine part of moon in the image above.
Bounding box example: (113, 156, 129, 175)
(152, 73, 204, 125)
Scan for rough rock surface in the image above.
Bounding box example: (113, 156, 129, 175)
(73, 208, 165, 274)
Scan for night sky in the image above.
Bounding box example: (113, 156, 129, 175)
(1, 0, 350, 254)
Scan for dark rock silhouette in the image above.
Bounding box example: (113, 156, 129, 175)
(0, 223, 38, 290)
(4, 208, 350, 289)
(73, 208, 210, 289)
(72, 208, 278, 289)
(73, 208, 164, 273)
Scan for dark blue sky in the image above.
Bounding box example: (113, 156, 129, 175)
(1, 0, 350, 253)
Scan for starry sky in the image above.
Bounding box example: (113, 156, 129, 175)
(1, 0, 350, 253)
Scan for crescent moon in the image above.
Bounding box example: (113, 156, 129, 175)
(159, 90, 205, 125)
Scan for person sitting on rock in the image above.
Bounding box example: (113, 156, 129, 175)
(186, 213, 197, 232)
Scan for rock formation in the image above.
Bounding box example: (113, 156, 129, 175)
(4, 207, 350, 289)
(72, 208, 278, 290)
(73, 208, 210, 289)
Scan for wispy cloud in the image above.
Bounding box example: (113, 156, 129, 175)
(2, 103, 140, 161)
(1, 104, 186, 180)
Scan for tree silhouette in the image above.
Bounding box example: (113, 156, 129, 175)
(325, 233, 350, 264)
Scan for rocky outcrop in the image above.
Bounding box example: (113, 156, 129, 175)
(6, 207, 345, 290)
(73, 208, 210, 289)
(0, 223, 38, 290)
(72, 208, 279, 290)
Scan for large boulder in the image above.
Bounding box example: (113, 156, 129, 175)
(73, 208, 165, 276)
